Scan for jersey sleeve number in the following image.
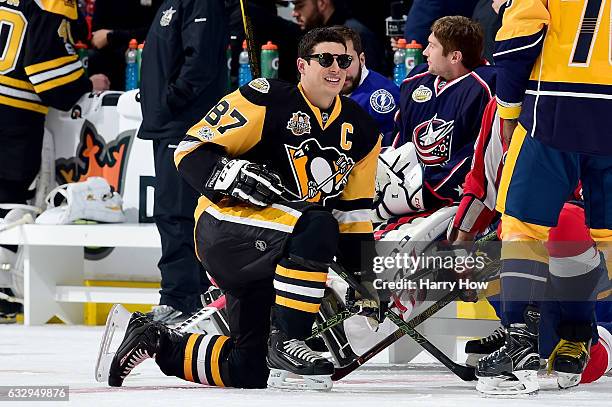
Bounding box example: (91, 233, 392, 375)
(570, 0, 610, 66)
(0, 7, 27, 74)
(204, 100, 248, 134)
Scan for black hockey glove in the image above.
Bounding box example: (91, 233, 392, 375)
(206, 157, 285, 207)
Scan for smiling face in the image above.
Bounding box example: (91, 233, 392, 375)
(298, 41, 347, 106)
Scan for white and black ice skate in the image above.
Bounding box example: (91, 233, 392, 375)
(465, 327, 505, 367)
(267, 328, 334, 391)
(476, 307, 540, 396)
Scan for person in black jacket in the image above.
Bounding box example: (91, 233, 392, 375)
(89, 0, 163, 90)
(138, 0, 228, 324)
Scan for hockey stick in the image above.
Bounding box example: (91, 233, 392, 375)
(330, 259, 498, 382)
(239, 0, 260, 78)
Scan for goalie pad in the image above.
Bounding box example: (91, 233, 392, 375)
(373, 142, 425, 222)
(36, 177, 126, 224)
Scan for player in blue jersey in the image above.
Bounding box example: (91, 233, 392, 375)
(378, 16, 495, 220)
(476, 0, 612, 396)
(330, 26, 399, 146)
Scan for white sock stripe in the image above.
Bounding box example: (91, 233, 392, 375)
(549, 247, 600, 278)
(273, 280, 325, 299)
(196, 335, 215, 385)
(500, 272, 547, 282)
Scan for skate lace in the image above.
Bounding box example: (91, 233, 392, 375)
(283, 339, 321, 363)
(481, 327, 505, 344)
(121, 348, 153, 378)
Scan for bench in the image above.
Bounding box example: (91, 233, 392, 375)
(0, 223, 161, 325)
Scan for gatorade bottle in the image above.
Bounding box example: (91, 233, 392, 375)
(393, 38, 407, 87)
(260, 41, 279, 79)
(238, 40, 252, 86)
(125, 39, 138, 90)
(405, 40, 423, 74)
(75, 41, 88, 76)
(137, 42, 144, 87)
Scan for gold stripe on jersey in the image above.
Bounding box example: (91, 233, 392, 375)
(35, 0, 78, 20)
(297, 83, 342, 130)
(183, 333, 201, 382)
(0, 76, 35, 91)
(496, 124, 526, 215)
(0, 95, 48, 114)
(33, 68, 84, 93)
(339, 221, 373, 234)
(495, 0, 549, 41)
(339, 136, 381, 201)
(275, 265, 328, 283)
(186, 89, 266, 157)
(25, 55, 78, 76)
(333, 208, 373, 234)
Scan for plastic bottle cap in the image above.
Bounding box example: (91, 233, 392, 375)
(262, 41, 278, 50)
(407, 40, 423, 49)
(396, 38, 407, 49)
(242, 39, 248, 50)
(129, 39, 138, 48)
(75, 41, 88, 49)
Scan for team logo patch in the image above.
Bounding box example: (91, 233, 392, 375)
(255, 240, 267, 252)
(196, 126, 215, 141)
(286, 111, 311, 136)
(160, 7, 176, 26)
(412, 114, 454, 166)
(412, 85, 432, 103)
(284, 138, 354, 203)
(370, 89, 396, 114)
(248, 78, 270, 93)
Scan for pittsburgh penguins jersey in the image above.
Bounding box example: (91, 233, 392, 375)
(0, 0, 91, 126)
(494, 0, 612, 155)
(176, 78, 382, 239)
(396, 63, 496, 207)
(349, 67, 399, 146)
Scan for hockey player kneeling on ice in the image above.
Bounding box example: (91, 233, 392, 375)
(100, 28, 382, 391)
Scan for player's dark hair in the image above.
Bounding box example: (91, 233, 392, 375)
(329, 25, 363, 56)
(297, 27, 347, 58)
(431, 16, 484, 70)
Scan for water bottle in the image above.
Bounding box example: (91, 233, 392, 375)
(75, 41, 88, 76)
(238, 40, 252, 86)
(125, 39, 138, 90)
(405, 40, 424, 74)
(137, 42, 144, 88)
(260, 41, 279, 79)
(393, 38, 407, 87)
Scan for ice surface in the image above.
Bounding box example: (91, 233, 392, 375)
(1, 325, 610, 406)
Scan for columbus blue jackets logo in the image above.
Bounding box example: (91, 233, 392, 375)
(369, 89, 396, 114)
(286, 111, 311, 136)
(284, 138, 355, 203)
(412, 114, 454, 166)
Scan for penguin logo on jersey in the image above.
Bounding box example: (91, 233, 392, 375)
(412, 114, 454, 166)
(284, 138, 355, 203)
(286, 111, 311, 136)
(370, 89, 396, 114)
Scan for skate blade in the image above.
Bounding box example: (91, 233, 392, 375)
(94, 304, 132, 382)
(267, 369, 332, 391)
(556, 371, 581, 389)
(476, 371, 539, 396)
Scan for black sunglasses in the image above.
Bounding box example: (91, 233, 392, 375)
(303, 53, 353, 69)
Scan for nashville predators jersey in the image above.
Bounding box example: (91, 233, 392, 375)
(176, 78, 382, 236)
(0, 0, 91, 126)
(494, 0, 612, 154)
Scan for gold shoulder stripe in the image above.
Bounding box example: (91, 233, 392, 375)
(34, 0, 78, 20)
(25, 55, 78, 76)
